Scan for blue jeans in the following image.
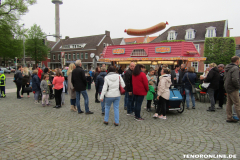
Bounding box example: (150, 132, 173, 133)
(208, 88, 215, 110)
(64, 80, 68, 93)
(124, 91, 128, 107)
(99, 93, 105, 113)
(34, 90, 40, 101)
(104, 96, 121, 124)
(134, 95, 144, 118)
(127, 92, 135, 114)
(76, 90, 89, 113)
(70, 99, 76, 106)
(185, 88, 195, 108)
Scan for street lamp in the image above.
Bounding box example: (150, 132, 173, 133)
(90, 53, 99, 70)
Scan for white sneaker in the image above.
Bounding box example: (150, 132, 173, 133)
(153, 113, 158, 118)
(159, 115, 166, 119)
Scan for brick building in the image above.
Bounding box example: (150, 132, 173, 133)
(50, 31, 113, 70)
(151, 20, 229, 72)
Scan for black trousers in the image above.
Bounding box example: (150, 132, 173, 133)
(147, 100, 152, 109)
(55, 88, 63, 106)
(16, 83, 22, 98)
(156, 96, 167, 116)
(214, 89, 225, 107)
(21, 84, 30, 95)
(95, 86, 98, 101)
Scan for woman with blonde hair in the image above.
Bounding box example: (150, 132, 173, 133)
(67, 63, 77, 112)
(21, 67, 31, 98)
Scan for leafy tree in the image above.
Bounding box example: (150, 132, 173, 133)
(204, 37, 236, 65)
(25, 24, 50, 65)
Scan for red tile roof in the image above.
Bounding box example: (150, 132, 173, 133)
(124, 37, 146, 43)
(149, 36, 157, 42)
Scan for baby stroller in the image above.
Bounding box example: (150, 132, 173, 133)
(153, 85, 185, 114)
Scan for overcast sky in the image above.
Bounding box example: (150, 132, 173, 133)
(20, 0, 240, 42)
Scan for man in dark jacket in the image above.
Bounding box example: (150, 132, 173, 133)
(95, 67, 107, 114)
(224, 56, 240, 123)
(201, 63, 220, 111)
(214, 64, 225, 109)
(72, 60, 93, 114)
(15, 66, 23, 99)
(171, 65, 182, 88)
(124, 62, 135, 115)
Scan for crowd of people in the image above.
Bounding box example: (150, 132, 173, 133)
(5, 55, 240, 125)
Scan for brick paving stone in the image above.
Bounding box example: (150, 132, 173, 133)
(0, 87, 240, 159)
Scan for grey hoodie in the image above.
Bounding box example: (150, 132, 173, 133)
(224, 63, 240, 93)
(40, 80, 51, 95)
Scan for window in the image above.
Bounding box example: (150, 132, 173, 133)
(65, 53, 67, 60)
(194, 44, 200, 53)
(85, 53, 88, 59)
(81, 53, 84, 59)
(73, 53, 76, 60)
(191, 62, 199, 72)
(58, 54, 60, 60)
(77, 53, 80, 59)
(167, 30, 177, 40)
(47, 53, 50, 59)
(130, 49, 148, 57)
(205, 26, 216, 38)
(103, 43, 106, 48)
(53, 54, 55, 60)
(185, 29, 195, 40)
(204, 64, 209, 72)
(68, 53, 71, 60)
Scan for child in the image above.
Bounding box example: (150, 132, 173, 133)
(40, 74, 51, 107)
(86, 73, 92, 90)
(0, 71, 6, 98)
(153, 68, 172, 119)
(61, 81, 65, 105)
(146, 81, 155, 112)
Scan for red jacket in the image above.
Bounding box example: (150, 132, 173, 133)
(38, 68, 43, 80)
(132, 72, 149, 96)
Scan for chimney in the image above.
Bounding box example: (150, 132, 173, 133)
(105, 30, 110, 37)
(65, 36, 69, 39)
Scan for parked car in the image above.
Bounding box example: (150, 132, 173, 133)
(7, 67, 15, 73)
(1, 68, 11, 74)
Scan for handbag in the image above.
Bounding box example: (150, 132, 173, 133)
(23, 87, 32, 93)
(187, 73, 196, 94)
(119, 76, 125, 95)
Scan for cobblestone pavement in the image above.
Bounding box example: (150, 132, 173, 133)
(0, 85, 240, 160)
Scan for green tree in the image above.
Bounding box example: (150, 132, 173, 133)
(25, 24, 50, 65)
(204, 37, 236, 65)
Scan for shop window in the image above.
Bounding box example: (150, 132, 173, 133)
(185, 29, 195, 40)
(194, 44, 200, 53)
(65, 53, 67, 60)
(73, 53, 76, 60)
(205, 27, 216, 38)
(81, 53, 84, 59)
(77, 53, 80, 59)
(167, 30, 177, 40)
(191, 62, 199, 72)
(53, 54, 55, 60)
(68, 53, 71, 60)
(58, 54, 60, 60)
(130, 49, 147, 57)
(85, 53, 88, 59)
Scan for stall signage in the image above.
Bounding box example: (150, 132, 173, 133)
(112, 48, 125, 54)
(155, 46, 171, 53)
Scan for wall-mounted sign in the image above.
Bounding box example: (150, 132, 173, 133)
(155, 46, 171, 53)
(113, 48, 125, 54)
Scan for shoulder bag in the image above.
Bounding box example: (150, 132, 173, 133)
(119, 76, 125, 95)
(187, 73, 196, 94)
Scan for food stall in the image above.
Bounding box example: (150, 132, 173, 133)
(99, 42, 206, 70)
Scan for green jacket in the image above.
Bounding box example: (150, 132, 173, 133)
(146, 85, 155, 100)
(0, 74, 6, 86)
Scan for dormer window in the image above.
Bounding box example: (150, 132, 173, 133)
(185, 28, 195, 40)
(167, 30, 177, 40)
(205, 26, 216, 38)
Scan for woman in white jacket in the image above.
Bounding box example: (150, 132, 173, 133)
(100, 66, 125, 126)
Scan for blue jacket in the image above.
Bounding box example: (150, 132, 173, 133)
(182, 72, 197, 89)
(32, 74, 41, 91)
(95, 72, 107, 93)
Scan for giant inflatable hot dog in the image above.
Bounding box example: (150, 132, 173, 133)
(124, 21, 168, 36)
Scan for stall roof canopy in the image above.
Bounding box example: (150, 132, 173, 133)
(100, 42, 206, 62)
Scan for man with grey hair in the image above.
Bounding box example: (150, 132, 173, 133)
(72, 60, 94, 114)
(214, 64, 225, 109)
